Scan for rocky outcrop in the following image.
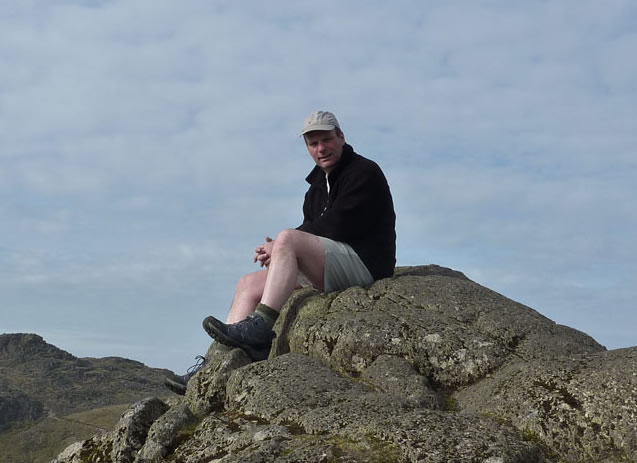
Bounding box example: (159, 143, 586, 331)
(184, 342, 252, 418)
(52, 265, 637, 463)
(136, 404, 197, 461)
(456, 347, 637, 462)
(51, 398, 171, 463)
(0, 333, 76, 362)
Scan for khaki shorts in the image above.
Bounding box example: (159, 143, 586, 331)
(299, 237, 374, 293)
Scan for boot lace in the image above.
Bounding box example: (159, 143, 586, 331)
(187, 355, 206, 375)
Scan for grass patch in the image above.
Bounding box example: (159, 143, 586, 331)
(327, 435, 404, 463)
(0, 403, 129, 463)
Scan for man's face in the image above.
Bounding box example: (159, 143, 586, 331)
(304, 129, 345, 174)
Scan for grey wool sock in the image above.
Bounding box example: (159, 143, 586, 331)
(254, 303, 279, 330)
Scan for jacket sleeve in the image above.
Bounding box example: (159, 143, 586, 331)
(297, 163, 381, 242)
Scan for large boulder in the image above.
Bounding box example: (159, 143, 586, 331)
(184, 342, 252, 418)
(53, 397, 170, 463)
(275, 266, 603, 386)
(52, 265, 636, 463)
(456, 347, 637, 462)
(135, 404, 197, 462)
(171, 353, 544, 462)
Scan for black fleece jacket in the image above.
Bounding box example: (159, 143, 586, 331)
(297, 143, 396, 280)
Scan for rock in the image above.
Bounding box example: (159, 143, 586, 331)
(363, 409, 547, 463)
(52, 397, 170, 463)
(50, 441, 84, 463)
(185, 342, 252, 418)
(171, 413, 295, 463)
(456, 346, 637, 462)
(225, 352, 416, 436)
(0, 333, 76, 362)
(135, 404, 197, 462)
(391, 264, 470, 280)
(49, 265, 635, 463)
(278, 268, 603, 387)
(223, 353, 545, 462)
(361, 354, 443, 409)
(110, 397, 170, 463)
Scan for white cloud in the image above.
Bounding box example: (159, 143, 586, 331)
(1, 0, 636, 370)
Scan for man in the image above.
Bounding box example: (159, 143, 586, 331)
(165, 111, 395, 394)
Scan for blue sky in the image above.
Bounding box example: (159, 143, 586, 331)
(1, 1, 635, 372)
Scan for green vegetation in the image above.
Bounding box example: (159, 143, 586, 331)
(0, 333, 174, 461)
(327, 435, 404, 463)
(0, 403, 129, 463)
(444, 395, 458, 411)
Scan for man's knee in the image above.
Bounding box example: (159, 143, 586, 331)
(273, 228, 301, 252)
(272, 229, 323, 266)
(237, 271, 265, 295)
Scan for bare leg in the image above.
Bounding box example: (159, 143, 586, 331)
(261, 229, 325, 311)
(225, 270, 268, 323)
(224, 229, 324, 323)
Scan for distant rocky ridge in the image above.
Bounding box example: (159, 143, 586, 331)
(0, 333, 173, 436)
(51, 265, 637, 462)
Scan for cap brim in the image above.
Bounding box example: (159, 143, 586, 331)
(300, 124, 336, 135)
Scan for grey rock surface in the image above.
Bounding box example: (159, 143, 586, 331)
(361, 354, 443, 408)
(224, 353, 545, 462)
(135, 404, 196, 462)
(278, 269, 602, 387)
(184, 342, 252, 418)
(53, 397, 169, 463)
(50, 265, 635, 463)
(109, 397, 171, 463)
(51, 441, 84, 463)
(456, 346, 637, 462)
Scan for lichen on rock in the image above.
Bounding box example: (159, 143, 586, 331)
(51, 265, 635, 463)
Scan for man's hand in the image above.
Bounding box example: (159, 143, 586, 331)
(254, 237, 274, 268)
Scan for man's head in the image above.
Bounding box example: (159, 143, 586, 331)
(301, 111, 346, 174)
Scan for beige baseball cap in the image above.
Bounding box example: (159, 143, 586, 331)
(301, 111, 340, 135)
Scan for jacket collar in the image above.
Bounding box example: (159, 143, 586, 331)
(305, 143, 355, 185)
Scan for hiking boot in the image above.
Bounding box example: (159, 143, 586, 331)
(202, 314, 273, 361)
(164, 355, 206, 395)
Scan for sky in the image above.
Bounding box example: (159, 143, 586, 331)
(1, 0, 635, 373)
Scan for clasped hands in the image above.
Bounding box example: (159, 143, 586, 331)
(254, 237, 274, 268)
